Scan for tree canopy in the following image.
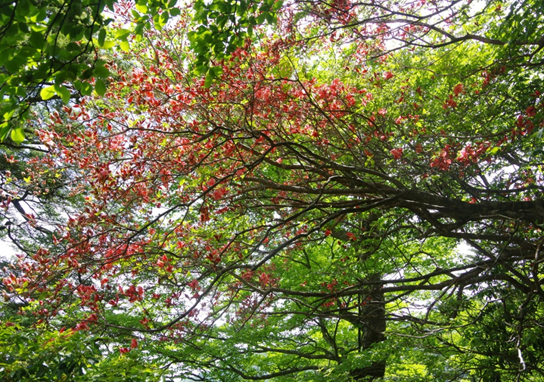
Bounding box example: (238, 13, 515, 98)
(0, 0, 280, 143)
(2, 0, 544, 380)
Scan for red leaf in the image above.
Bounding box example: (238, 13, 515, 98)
(453, 83, 465, 96)
(188, 279, 200, 291)
(119, 347, 130, 354)
(390, 148, 403, 160)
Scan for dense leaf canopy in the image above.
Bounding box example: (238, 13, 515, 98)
(0, 0, 183, 142)
(2, 0, 544, 381)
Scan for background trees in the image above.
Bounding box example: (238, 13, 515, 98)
(2, 0, 544, 380)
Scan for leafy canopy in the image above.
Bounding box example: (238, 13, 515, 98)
(2, 0, 544, 381)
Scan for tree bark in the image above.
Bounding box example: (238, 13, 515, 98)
(351, 274, 386, 381)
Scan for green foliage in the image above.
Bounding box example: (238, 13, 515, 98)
(0, 0, 180, 143)
(0, 319, 161, 381)
(189, 0, 282, 76)
(2, 0, 544, 380)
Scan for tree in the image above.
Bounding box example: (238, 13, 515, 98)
(0, 0, 283, 144)
(2, 0, 544, 380)
(0, 0, 184, 143)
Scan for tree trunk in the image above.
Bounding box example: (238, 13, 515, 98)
(351, 274, 386, 381)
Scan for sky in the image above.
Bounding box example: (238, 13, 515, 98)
(0, 239, 17, 260)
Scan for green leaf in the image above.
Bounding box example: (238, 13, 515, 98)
(15, 87, 26, 97)
(134, 22, 145, 36)
(114, 29, 131, 41)
(67, 25, 84, 41)
(54, 84, 71, 104)
(29, 31, 45, 48)
(105, 0, 115, 11)
(77, 81, 93, 96)
(135, 3, 148, 13)
(55, 70, 68, 84)
(265, 12, 276, 24)
(98, 29, 107, 47)
(4, 54, 27, 73)
(40, 86, 56, 100)
(256, 13, 267, 24)
(160, 12, 169, 26)
(212, 65, 223, 77)
(10, 127, 25, 144)
(95, 79, 107, 96)
(132, 9, 142, 19)
(119, 41, 130, 52)
(204, 69, 215, 88)
(488, 146, 500, 155)
(272, 0, 283, 11)
(93, 65, 110, 78)
(0, 122, 10, 141)
(65, 42, 82, 53)
(102, 40, 116, 49)
(16, 0, 30, 16)
(238, 0, 248, 16)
